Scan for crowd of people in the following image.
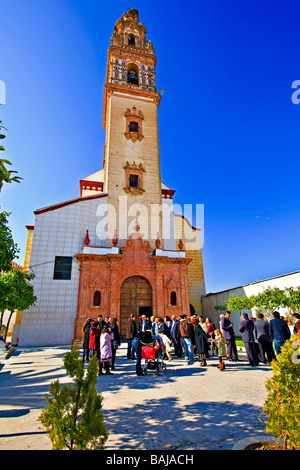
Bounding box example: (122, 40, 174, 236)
(81, 310, 300, 376)
(82, 315, 121, 375)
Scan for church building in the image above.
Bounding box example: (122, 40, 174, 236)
(14, 9, 206, 346)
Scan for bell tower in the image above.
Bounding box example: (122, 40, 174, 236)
(103, 9, 163, 245)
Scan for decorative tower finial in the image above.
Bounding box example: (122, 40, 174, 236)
(155, 233, 161, 249)
(127, 8, 139, 20)
(84, 230, 90, 246)
(178, 239, 184, 251)
(112, 230, 118, 247)
(134, 212, 140, 232)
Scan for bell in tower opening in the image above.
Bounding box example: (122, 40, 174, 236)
(128, 71, 139, 85)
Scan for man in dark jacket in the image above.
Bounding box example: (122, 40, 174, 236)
(125, 314, 137, 359)
(221, 311, 239, 361)
(170, 315, 182, 357)
(239, 313, 259, 366)
(82, 318, 93, 361)
(156, 317, 172, 339)
(131, 331, 144, 376)
(269, 311, 291, 355)
(96, 315, 107, 329)
(138, 315, 152, 341)
(254, 314, 275, 364)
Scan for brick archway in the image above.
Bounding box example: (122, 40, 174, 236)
(120, 276, 152, 338)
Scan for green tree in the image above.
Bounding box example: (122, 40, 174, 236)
(255, 287, 287, 318)
(213, 305, 226, 312)
(259, 332, 300, 450)
(284, 286, 300, 315)
(225, 294, 256, 315)
(38, 345, 109, 450)
(0, 211, 20, 272)
(224, 288, 291, 320)
(0, 121, 22, 191)
(0, 270, 36, 341)
(0, 120, 6, 152)
(0, 121, 27, 340)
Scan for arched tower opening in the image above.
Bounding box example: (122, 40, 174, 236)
(127, 63, 139, 85)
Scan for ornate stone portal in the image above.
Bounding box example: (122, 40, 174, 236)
(72, 237, 191, 341)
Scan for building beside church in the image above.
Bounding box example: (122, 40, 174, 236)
(201, 269, 300, 336)
(14, 9, 205, 346)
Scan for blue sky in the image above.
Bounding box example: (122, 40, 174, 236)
(1, 0, 300, 293)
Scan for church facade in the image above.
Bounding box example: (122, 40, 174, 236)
(14, 10, 205, 347)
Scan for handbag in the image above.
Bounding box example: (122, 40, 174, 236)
(111, 339, 118, 350)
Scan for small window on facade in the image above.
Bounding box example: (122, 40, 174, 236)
(115, 72, 119, 78)
(129, 121, 139, 132)
(115, 58, 119, 64)
(53, 256, 72, 280)
(148, 66, 152, 71)
(170, 291, 177, 306)
(129, 174, 139, 188)
(128, 34, 135, 46)
(148, 79, 152, 85)
(93, 291, 101, 307)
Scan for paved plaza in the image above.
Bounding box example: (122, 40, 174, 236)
(0, 344, 274, 451)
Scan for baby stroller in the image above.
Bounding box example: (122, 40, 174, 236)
(141, 339, 166, 375)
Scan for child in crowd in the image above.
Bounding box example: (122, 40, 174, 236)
(159, 331, 173, 362)
(214, 329, 226, 371)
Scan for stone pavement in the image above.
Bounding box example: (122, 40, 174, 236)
(0, 344, 274, 451)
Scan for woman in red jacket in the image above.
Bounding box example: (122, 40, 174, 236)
(89, 322, 101, 361)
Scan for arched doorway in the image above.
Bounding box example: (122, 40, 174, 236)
(190, 304, 195, 315)
(120, 276, 152, 338)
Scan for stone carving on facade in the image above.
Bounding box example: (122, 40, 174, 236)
(165, 277, 182, 309)
(124, 106, 144, 142)
(123, 160, 145, 195)
(88, 277, 106, 312)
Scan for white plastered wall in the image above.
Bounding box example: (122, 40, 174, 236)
(18, 196, 108, 346)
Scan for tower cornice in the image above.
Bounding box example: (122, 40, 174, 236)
(108, 43, 157, 63)
(103, 83, 161, 129)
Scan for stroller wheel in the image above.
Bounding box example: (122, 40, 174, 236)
(143, 367, 148, 375)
